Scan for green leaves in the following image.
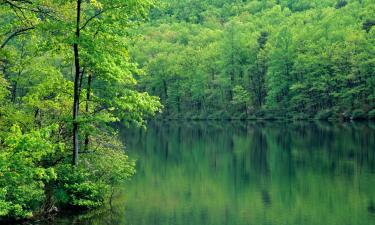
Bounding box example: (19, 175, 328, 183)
(0, 125, 61, 218)
(132, 0, 375, 119)
(0, 75, 9, 102)
(54, 134, 135, 209)
(0, 0, 161, 220)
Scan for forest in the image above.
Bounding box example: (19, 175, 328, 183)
(132, 0, 375, 120)
(0, 0, 374, 222)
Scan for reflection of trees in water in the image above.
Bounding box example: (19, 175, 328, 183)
(122, 120, 375, 178)
(47, 121, 375, 225)
(250, 128, 269, 177)
(50, 121, 375, 225)
(117, 121, 375, 225)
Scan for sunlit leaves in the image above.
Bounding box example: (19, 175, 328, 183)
(0, 125, 61, 218)
(0, 0, 161, 219)
(133, 0, 375, 119)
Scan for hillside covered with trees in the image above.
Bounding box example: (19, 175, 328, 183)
(131, 0, 375, 120)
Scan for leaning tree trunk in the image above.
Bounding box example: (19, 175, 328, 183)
(72, 0, 82, 166)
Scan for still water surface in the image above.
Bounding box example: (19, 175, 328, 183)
(47, 121, 375, 225)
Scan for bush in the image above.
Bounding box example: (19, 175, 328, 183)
(207, 111, 224, 120)
(263, 112, 279, 120)
(0, 125, 59, 219)
(315, 109, 333, 120)
(341, 111, 352, 120)
(368, 109, 375, 120)
(55, 137, 135, 209)
(220, 111, 231, 120)
(55, 165, 109, 208)
(254, 110, 266, 118)
(0, 125, 135, 220)
(232, 112, 247, 120)
(351, 109, 367, 120)
(293, 113, 310, 120)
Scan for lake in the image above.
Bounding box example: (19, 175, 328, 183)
(43, 121, 375, 225)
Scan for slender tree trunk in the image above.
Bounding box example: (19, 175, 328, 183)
(177, 96, 180, 113)
(72, 0, 82, 166)
(162, 79, 168, 100)
(84, 73, 92, 152)
(229, 24, 235, 101)
(11, 81, 17, 103)
(162, 79, 168, 114)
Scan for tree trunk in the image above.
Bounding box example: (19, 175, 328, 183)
(72, 0, 82, 166)
(162, 79, 168, 114)
(84, 73, 92, 152)
(11, 80, 17, 103)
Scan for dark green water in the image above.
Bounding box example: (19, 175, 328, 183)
(47, 121, 375, 225)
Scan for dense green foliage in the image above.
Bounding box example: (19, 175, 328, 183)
(0, 0, 160, 221)
(0, 0, 374, 221)
(131, 0, 375, 120)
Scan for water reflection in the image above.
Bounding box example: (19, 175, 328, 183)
(45, 121, 375, 225)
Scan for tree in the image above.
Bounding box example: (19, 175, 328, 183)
(265, 27, 295, 111)
(0, 0, 161, 219)
(46, 0, 160, 165)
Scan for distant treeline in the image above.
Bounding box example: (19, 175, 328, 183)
(132, 0, 375, 120)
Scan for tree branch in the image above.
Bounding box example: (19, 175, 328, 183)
(1, 26, 34, 49)
(80, 10, 105, 31)
(79, 5, 126, 32)
(2, 0, 39, 13)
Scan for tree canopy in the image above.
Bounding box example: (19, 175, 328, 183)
(0, 0, 161, 220)
(131, 0, 375, 120)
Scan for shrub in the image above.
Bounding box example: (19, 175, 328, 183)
(0, 125, 59, 219)
(254, 110, 266, 118)
(55, 136, 135, 209)
(247, 115, 257, 120)
(368, 109, 375, 120)
(55, 165, 109, 208)
(315, 109, 333, 120)
(351, 109, 367, 120)
(236, 112, 247, 120)
(220, 111, 231, 120)
(341, 111, 352, 120)
(293, 113, 310, 120)
(0, 126, 136, 218)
